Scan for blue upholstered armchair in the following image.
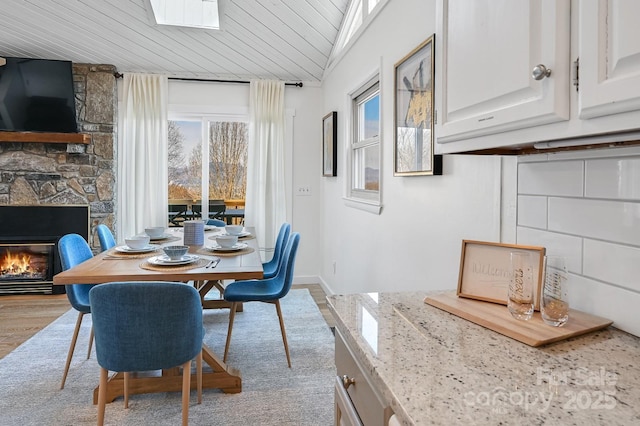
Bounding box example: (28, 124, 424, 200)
(223, 232, 300, 367)
(58, 233, 97, 389)
(89, 281, 204, 426)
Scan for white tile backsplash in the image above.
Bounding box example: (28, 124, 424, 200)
(516, 227, 583, 273)
(517, 196, 547, 228)
(583, 239, 640, 292)
(568, 274, 640, 334)
(518, 161, 584, 196)
(517, 147, 640, 337)
(585, 157, 640, 200)
(548, 198, 640, 246)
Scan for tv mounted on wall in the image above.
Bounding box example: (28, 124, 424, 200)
(0, 57, 78, 133)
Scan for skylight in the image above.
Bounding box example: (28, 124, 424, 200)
(146, 0, 220, 30)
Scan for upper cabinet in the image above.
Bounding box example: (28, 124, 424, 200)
(578, 1, 640, 119)
(435, 0, 640, 154)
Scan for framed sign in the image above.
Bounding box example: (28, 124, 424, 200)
(457, 240, 546, 310)
(322, 111, 337, 177)
(393, 34, 441, 176)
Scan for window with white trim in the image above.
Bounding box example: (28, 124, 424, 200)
(348, 78, 380, 206)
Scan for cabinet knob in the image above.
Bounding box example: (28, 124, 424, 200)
(532, 64, 552, 80)
(341, 374, 356, 389)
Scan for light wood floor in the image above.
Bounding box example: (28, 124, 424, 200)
(0, 283, 334, 360)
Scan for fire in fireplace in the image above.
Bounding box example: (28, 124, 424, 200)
(0, 244, 54, 293)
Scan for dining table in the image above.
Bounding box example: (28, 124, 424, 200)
(53, 226, 263, 404)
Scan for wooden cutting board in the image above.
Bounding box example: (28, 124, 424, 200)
(424, 292, 613, 347)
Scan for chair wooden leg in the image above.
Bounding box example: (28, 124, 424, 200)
(196, 349, 202, 404)
(97, 367, 108, 426)
(87, 325, 94, 359)
(124, 372, 130, 408)
(274, 300, 292, 368)
(181, 360, 191, 426)
(60, 311, 85, 389)
(223, 302, 238, 363)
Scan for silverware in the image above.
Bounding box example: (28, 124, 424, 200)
(207, 258, 221, 268)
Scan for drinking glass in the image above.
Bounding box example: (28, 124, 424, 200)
(541, 256, 569, 326)
(508, 251, 534, 320)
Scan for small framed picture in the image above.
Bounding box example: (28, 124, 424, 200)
(322, 111, 337, 177)
(457, 240, 546, 310)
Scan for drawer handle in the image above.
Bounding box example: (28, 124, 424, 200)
(341, 374, 356, 389)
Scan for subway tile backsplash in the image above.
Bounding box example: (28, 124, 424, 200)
(517, 146, 640, 337)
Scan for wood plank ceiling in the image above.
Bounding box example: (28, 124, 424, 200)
(0, 0, 349, 83)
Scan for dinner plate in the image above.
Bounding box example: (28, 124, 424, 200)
(115, 244, 159, 253)
(223, 231, 251, 238)
(206, 242, 248, 252)
(149, 234, 172, 241)
(147, 254, 199, 265)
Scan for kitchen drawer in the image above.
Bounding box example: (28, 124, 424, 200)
(335, 329, 391, 426)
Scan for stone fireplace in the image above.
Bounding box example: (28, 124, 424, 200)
(0, 63, 117, 278)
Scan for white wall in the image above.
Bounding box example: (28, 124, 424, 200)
(320, 0, 509, 294)
(165, 80, 323, 280)
(516, 146, 640, 336)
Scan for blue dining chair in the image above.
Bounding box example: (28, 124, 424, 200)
(263, 222, 291, 279)
(223, 232, 300, 367)
(96, 224, 116, 251)
(89, 282, 204, 426)
(206, 218, 226, 227)
(58, 233, 97, 389)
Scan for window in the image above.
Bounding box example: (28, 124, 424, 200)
(329, 0, 388, 66)
(348, 78, 381, 210)
(168, 116, 247, 221)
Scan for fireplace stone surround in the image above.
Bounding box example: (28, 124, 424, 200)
(0, 63, 117, 269)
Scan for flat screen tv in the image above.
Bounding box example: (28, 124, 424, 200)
(0, 57, 78, 133)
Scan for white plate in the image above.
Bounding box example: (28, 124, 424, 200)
(207, 242, 248, 252)
(147, 254, 199, 265)
(149, 234, 172, 241)
(115, 244, 159, 253)
(223, 231, 251, 238)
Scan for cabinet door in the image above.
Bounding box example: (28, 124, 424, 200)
(436, 0, 571, 144)
(578, 0, 640, 119)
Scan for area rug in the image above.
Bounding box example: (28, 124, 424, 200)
(0, 289, 336, 426)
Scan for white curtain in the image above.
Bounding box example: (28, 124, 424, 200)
(116, 73, 169, 241)
(245, 80, 287, 257)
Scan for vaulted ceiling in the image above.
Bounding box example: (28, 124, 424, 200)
(0, 0, 349, 83)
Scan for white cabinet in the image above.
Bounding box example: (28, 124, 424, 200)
(334, 330, 393, 426)
(436, 0, 571, 144)
(578, 0, 640, 119)
(435, 0, 640, 154)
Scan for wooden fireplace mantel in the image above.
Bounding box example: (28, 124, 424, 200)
(0, 131, 91, 144)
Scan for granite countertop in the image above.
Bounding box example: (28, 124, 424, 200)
(327, 291, 640, 426)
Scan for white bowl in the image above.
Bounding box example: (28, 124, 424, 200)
(125, 235, 150, 250)
(145, 227, 165, 238)
(162, 245, 189, 260)
(225, 225, 244, 236)
(216, 235, 238, 248)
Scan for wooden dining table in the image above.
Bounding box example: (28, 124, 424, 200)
(52, 227, 263, 403)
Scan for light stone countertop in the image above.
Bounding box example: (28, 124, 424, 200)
(327, 291, 640, 426)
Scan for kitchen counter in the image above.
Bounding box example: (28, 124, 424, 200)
(327, 291, 640, 425)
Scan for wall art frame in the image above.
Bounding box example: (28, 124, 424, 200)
(393, 34, 441, 176)
(457, 240, 546, 310)
(322, 111, 337, 177)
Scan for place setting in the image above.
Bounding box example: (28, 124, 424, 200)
(208, 224, 254, 241)
(140, 245, 210, 271)
(144, 226, 181, 243)
(202, 234, 254, 257)
(104, 235, 162, 259)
